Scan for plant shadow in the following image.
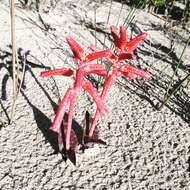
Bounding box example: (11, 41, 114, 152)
(0, 46, 92, 165)
(124, 23, 190, 123)
(84, 21, 190, 123)
(22, 90, 84, 165)
(0, 45, 51, 100)
(0, 45, 108, 164)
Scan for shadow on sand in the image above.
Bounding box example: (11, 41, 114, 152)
(0, 45, 106, 164)
(83, 21, 190, 123)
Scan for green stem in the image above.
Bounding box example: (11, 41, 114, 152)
(159, 73, 190, 110)
(159, 35, 190, 110)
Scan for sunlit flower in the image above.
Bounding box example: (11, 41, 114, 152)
(41, 37, 111, 151)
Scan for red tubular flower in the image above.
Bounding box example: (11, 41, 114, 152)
(41, 37, 113, 151)
(110, 26, 120, 48)
(110, 25, 147, 55)
(85, 50, 112, 63)
(118, 65, 151, 80)
(41, 66, 108, 150)
(89, 62, 151, 137)
(88, 44, 135, 65)
(88, 26, 151, 137)
(66, 36, 85, 62)
(65, 91, 75, 152)
(40, 68, 74, 77)
(81, 64, 107, 76)
(41, 30, 152, 151)
(66, 36, 112, 64)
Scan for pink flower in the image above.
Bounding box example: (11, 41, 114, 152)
(66, 36, 112, 64)
(40, 26, 152, 153)
(88, 26, 150, 137)
(89, 60, 151, 137)
(110, 25, 147, 59)
(41, 37, 112, 151)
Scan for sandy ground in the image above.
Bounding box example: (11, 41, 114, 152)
(0, 0, 190, 189)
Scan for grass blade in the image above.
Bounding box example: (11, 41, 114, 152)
(159, 35, 190, 110)
(9, 0, 19, 123)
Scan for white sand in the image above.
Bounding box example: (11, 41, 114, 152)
(0, 0, 190, 189)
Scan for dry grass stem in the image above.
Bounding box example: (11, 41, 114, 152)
(9, 0, 19, 123)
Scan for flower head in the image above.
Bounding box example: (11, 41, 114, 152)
(40, 28, 152, 154)
(88, 26, 150, 138)
(41, 37, 112, 151)
(110, 25, 147, 55)
(66, 36, 112, 64)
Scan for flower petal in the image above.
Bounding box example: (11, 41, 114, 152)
(85, 50, 113, 63)
(40, 68, 74, 77)
(66, 36, 85, 61)
(88, 46, 117, 66)
(125, 32, 147, 53)
(119, 25, 127, 50)
(119, 65, 151, 80)
(83, 64, 107, 77)
(110, 25, 120, 48)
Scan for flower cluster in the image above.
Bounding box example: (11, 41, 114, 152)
(41, 25, 151, 152)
